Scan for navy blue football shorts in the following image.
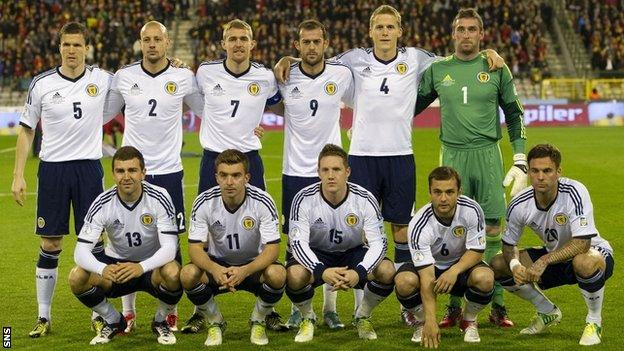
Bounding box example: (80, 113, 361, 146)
(348, 154, 415, 225)
(36, 159, 103, 236)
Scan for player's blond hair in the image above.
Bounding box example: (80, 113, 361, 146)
(223, 19, 253, 40)
(369, 5, 402, 29)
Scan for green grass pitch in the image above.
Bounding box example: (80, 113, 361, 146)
(0, 127, 622, 350)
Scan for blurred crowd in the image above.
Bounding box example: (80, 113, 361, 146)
(191, 0, 551, 77)
(568, 0, 624, 71)
(0, 0, 183, 90)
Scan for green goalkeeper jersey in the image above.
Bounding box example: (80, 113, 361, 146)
(416, 54, 526, 153)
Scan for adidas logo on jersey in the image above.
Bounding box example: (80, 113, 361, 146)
(441, 74, 455, 87)
(314, 218, 324, 224)
(212, 84, 225, 96)
(362, 67, 372, 76)
(289, 86, 303, 99)
(52, 92, 64, 104)
(130, 83, 141, 95)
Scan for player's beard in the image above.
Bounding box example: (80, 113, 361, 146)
(457, 41, 479, 57)
(303, 53, 323, 67)
(146, 54, 165, 65)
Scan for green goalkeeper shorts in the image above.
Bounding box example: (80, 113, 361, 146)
(440, 143, 506, 220)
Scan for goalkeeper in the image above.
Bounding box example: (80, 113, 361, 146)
(414, 8, 526, 329)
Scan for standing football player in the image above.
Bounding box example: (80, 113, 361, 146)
(195, 19, 280, 194)
(414, 8, 525, 328)
(106, 20, 204, 333)
(278, 19, 356, 329)
(12, 22, 113, 337)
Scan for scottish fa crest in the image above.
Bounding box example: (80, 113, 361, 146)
(242, 216, 256, 230)
(324, 82, 337, 95)
(395, 62, 408, 75)
(247, 82, 261, 96)
(165, 81, 178, 95)
(554, 213, 568, 226)
(345, 213, 359, 227)
(476, 72, 490, 83)
(141, 214, 154, 226)
(85, 84, 99, 97)
(452, 225, 466, 237)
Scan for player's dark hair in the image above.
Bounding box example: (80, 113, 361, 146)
(318, 144, 349, 169)
(57, 21, 90, 45)
(428, 166, 462, 191)
(112, 146, 145, 171)
(215, 149, 250, 173)
(298, 19, 328, 40)
(528, 144, 562, 168)
(453, 8, 484, 30)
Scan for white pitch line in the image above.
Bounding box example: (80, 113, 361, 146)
(0, 147, 16, 154)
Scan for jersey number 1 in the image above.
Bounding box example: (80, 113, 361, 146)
(461, 86, 468, 104)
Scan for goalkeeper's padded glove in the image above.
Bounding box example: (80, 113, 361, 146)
(503, 153, 528, 198)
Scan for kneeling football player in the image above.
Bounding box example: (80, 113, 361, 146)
(395, 167, 494, 348)
(286, 144, 395, 342)
(69, 146, 181, 345)
(180, 149, 286, 346)
(490, 144, 614, 346)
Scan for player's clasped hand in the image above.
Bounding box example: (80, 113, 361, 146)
(525, 258, 547, 283)
(422, 320, 440, 348)
(511, 265, 528, 285)
(210, 265, 231, 291)
(224, 265, 250, 291)
(102, 263, 143, 283)
(434, 269, 458, 294)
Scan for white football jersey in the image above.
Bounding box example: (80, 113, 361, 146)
(504, 177, 612, 253)
(332, 47, 438, 156)
(289, 182, 387, 276)
(78, 182, 179, 271)
(279, 61, 354, 177)
(109, 61, 203, 174)
(409, 196, 486, 270)
(196, 60, 279, 152)
(21, 66, 113, 162)
(188, 185, 280, 265)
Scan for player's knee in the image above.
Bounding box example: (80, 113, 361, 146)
(286, 265, 310, 290)
(489, 254, 510, 278)
(394, 272, 419, 297)
(41, 237, 63, 251)
(160, 261, 181, 284)
(263, 264, 286, 288)
(373, 259, 396, 284)
(68, 266, 90, 292)
(572, 251, 605, 277)
(470, 268, 494, 292)
(180, 263, 201, 289)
